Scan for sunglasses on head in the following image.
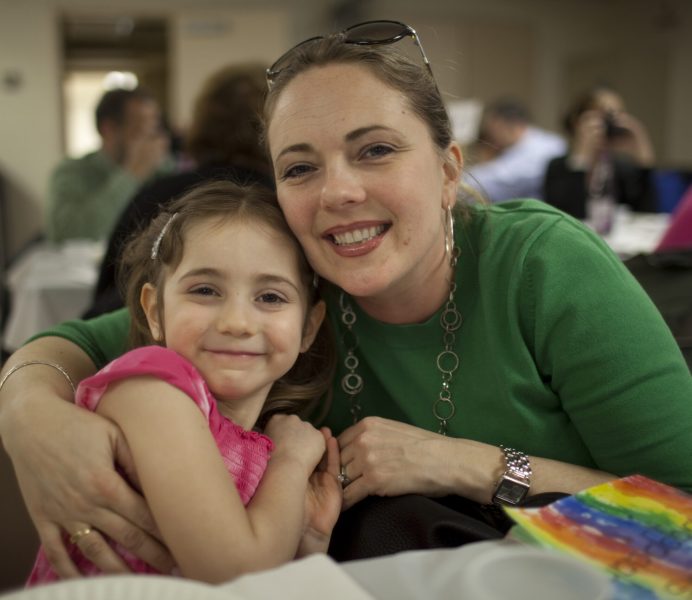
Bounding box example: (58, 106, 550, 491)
(266, 19, 434, 89)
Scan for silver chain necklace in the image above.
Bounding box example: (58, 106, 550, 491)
(339, 246, 462, 435)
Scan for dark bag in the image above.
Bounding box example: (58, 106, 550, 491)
(328, 493, 567, 562)
(624, 250, 692, 369)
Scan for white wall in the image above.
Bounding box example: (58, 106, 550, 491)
(169, 8, 292, 131)
(1, 0, 691, 258)
(0, 0, 62, 255)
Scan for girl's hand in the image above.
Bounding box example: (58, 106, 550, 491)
(264, 414, 326, 476)
(337, 417, 455, 510)
(296, 428, 342, 557)
(2, 396, 174, 577)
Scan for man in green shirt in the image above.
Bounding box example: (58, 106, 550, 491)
(47, 87, 173, 243)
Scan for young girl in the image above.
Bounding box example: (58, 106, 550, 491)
(27, 180, 341, 584)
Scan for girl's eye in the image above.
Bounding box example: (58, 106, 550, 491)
(281, 163, 315, 180)
(190, 286, 218, 297)
(362, 144, 395, 159)
(258, 292, 287, 304)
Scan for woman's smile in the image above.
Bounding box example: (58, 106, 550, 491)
(269, 63, 460, 319)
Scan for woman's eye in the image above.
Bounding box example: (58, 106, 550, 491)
(363, 144, 395, 159)
(258, 292, 286, 304)
(281, 163, 314, 180)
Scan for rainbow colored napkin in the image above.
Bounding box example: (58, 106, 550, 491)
(505, 475, 692, 599)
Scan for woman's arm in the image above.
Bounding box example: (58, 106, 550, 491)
(338, 216, 692, 510)
(97, 378, 329, 583)
(337, 418, 615, 510)
(0, 337, 172, 576)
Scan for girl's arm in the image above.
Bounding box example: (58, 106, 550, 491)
(96, 377, 327, 583)
(0, 337, 172, 576)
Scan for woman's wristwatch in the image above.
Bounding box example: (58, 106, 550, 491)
(492, 446, 532, 506)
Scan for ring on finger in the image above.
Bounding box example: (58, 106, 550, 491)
(337, 464, 352, 487)
(69, 527, 94, 544)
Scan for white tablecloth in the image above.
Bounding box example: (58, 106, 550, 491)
(2, 241, 104, 352)
(597, 209, 670, 258)
(0, 541, 615, 600)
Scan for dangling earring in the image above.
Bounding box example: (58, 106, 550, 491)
(444, 205, 455, 260)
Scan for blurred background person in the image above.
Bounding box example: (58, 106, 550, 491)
(463, 97, 566, 202)
(543, 85, 657, 232)
(46, 87, 173, 243)
(84, 62, 272, 318)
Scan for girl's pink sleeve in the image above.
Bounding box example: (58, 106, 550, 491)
(75, 346, 214, 419)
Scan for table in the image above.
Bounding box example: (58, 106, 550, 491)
(597, 209, 670, 258)
(0, 541, 616, 600)
(2, 241, 104, 352)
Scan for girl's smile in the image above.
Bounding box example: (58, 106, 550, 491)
(142, 217, 324, 425)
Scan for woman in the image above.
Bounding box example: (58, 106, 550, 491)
(1, 20, 691, 577)
(543, 85, 657, 228)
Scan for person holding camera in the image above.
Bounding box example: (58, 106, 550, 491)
(543, 86, 657, 232)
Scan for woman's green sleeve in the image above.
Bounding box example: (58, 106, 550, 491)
(27, 308, 130, 370)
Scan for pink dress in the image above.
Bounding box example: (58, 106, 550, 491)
(27, 346, 273, 585)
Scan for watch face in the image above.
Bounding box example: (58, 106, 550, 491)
(494, 476, 530, 505)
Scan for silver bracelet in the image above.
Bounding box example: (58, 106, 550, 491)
(0, 360, 76, 393)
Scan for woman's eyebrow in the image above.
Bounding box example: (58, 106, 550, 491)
(275, 125, 399, 161)
(275, 142, 312, 161)
(345, 125, 396, 142)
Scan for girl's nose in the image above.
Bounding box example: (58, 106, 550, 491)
(319, 161, 366, 209)
(216, 299, 257, 337)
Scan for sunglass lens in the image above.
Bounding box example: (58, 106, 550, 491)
(344, 20, 410, 44)
(268, 36, 323, 81)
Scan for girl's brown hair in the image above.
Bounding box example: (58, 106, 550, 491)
(118, 180, 334, 423)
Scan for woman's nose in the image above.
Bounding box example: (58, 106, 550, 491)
(319, 161, 366, 209)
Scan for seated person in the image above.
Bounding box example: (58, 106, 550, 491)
(543, 85, 657, 223)
(463, 97, 566, 202)
(85, 63, 273, 318)
(47, 87, 173, 243)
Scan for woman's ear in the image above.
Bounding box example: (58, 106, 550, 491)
(140, 283, 163, 342)
(300, 300, 327, 352)
(442, 141, 463, 210)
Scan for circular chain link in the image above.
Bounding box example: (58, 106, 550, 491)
(338, 245, 462, 435)
(340, 294, 363, 423)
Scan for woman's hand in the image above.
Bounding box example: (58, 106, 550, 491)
(296, 428, 342, 557)
(337, 417, 459, 510)
(570, 110, 606, 167)
(337, 417, 617, 509)
(608, 111, 655, 166)
(0, 338, 174, 577)
(7, 398, 173, 577)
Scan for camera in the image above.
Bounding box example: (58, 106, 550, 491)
(603, 112, 628, 139)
